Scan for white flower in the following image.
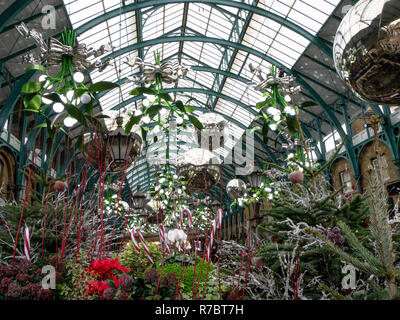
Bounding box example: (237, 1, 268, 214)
(159, 178, 166, 184)
(267, 107, 280, 116)
(269, 123, 277, 131)
(265, 187, 272, 193)
(273, 115, 280, 122)
(268, 194, 273, 200)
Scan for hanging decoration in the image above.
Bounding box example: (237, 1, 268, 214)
(125, 57, 188, 84)
(195, 112, 228, 150)
(248, 63, 301, 96)
(226, 178, 247, 199)
(16, 22, 113, 72)
(16, 23, 119, 134)
(176, 148, 221, 193)
(333, 0, 400, 105)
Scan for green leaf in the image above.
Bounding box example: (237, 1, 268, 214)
(25, 94, 42, 110)
(129, 86, 156, 96)
(66, 105, 87, 127)
(188, 115, 203, 130)
(147, 104, 162, 118)
(85, 101, 93, 116)
(184, 106, 196, 113)
(22, 82, 42, 94)
(74, 88, 88, 98)
(251, 126, 262, 133)
(125, 115, 142, 133)
(26, 64, 47, 74)
(286, 116, 299, 136)
(158, 92, 172, 101)
(35, 122, 48, 129)
(141, 127, 147, 142)
(262, 123, 269, 144)
(88, 81, 119, 93)
(42, 93, 62, 103)
(300, 101, 318, 108)
(175, 100, 185, 113)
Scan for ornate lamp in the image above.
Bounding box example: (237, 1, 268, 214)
(132, 185, 146, 211)
(246, 164, 265, 189)
(106, 116, 142, 172)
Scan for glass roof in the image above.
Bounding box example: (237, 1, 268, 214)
(62, 0, 341, 192)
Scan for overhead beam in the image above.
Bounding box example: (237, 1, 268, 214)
(0, 0, 36, 33)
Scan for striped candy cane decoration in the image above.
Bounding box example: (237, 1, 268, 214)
(158, 224, 170, 254)
(179, 206, 193, 229)
(24, 224, 30, 261)
(206, 210, 223, 262)
(217, 208, 223, 229)
(136, 228, 154, 264)
(129, 228, 141, 254)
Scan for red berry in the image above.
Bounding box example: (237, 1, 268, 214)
(289, 171, 304, 184)
(54, 180, 65, 192)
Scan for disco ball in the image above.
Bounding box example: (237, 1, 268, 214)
(333, 0, 400, 105)
(195, 113, 228, 150)
(226, 179, 247, 199)
(176, 148, 221, 193)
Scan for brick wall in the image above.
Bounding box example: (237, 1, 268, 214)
(330, 157, 357, 192)
(351, 118, 366, 136)
(359, 141, 399, 192)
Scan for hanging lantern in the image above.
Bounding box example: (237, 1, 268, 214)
(176, 148, 221, 193)
(105, 116, 142, 172)
(246, 164, 264, 189)
(211, 199, 221, 213)
(195, 113, 228, 150)
(132, 185, 146, 211)
(226, 178, 247, 199)
(333, 0, 400, 105)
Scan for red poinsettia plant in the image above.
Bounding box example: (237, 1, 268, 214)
(86, 258, 130, 298)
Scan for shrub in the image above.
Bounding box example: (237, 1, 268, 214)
(119, 242, 162, 277)
(158, 257, 215, 296)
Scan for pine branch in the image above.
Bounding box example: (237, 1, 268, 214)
(318, 283, 350, 300)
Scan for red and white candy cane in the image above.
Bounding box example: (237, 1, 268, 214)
(129, 228, 141, 254)
(179, 206, 192, 229)
(136, 228, 154, 264)
(158, 224, 170, 254)
(217, 208, 223, 229)
(24, 224, 30, 261)
(206, 210, 223, 262)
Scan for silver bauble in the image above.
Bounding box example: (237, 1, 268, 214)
(226, 179, 247, 199)
(333, 0, 400, 105)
